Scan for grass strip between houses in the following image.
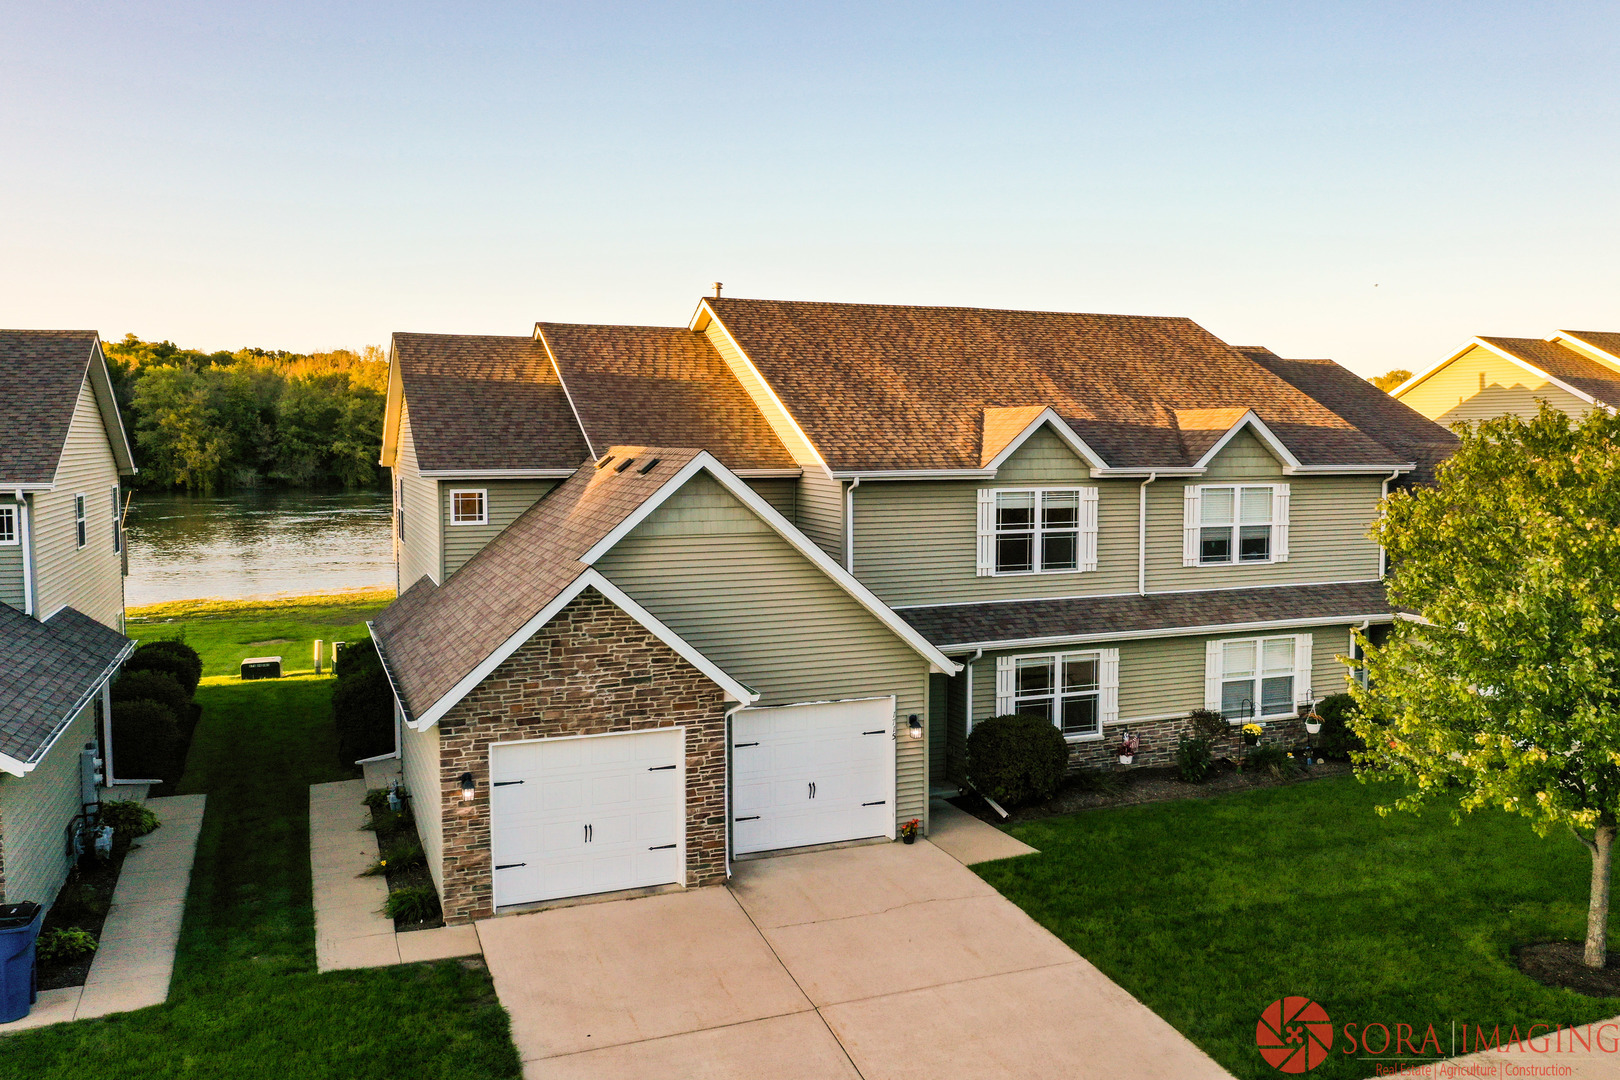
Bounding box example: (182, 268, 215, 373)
(975, 776, 1620, 1080)
(3, 599, 521, 1080)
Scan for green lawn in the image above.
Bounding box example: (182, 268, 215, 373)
(126, 590, 394, 679)
(975, 776, 1620, 1079)
(5, 597, 521, 1079)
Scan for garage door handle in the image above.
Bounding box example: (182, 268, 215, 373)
(733, 742, 758, 748)
(648, 764, 676, 771)
(492, 780, 524, 787)
(862, 800, 887, 806)
(734, 815, 760, 821)
(648, 843, 677, 850)
(496, 863, 526, 870)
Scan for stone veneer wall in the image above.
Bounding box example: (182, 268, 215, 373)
(1065, 715, 1309, 771)
(435, 587, 730, 924)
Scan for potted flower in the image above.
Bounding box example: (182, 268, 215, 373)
(900, 818, 920, 845)
(1117, 731, 1140, 765)
(1303, 711, 1322, 736)
(1241, 723, 1263, 747)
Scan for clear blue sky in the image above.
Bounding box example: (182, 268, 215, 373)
(4, 2, 1616, 376)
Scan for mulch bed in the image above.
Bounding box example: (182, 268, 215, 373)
(35, 832, 145, 990)
(1517, 941, 1620, 998)
(367, 794, 444, 932)
(950, 757, 1355, 826)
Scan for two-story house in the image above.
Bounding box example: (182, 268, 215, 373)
(368, 297, 1455, 923)
(1393, 330, 1620, 425)
(0, 330, 139, 909)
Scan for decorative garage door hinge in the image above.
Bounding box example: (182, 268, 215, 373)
(734, 815, 760, 821)
(496, 863, 526, 870)
(862, 800, 887, 806)
(492, 780, 523, 787)
(647, 843, 676, 850)
(733, 742, 758, 748)
(648, 764, 676, 771)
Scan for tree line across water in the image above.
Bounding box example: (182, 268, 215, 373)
(105, 335, 388, 492)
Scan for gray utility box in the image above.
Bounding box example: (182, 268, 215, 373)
(241, 656, 283, 680)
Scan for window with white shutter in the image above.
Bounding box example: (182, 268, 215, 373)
(1272, 484, 1290, 562)
(976, 489, 996, 576)
(1183, 486, 1202, 566)
(998, 650, 1109, 739)
(1079, 487, 1099, 572)
(981, 487, 1097, 575)
(1208, 634, 1311, 720)
(1293, 632, 1312, 702)
(1098, 648, 1119, 727)
(1189, 484, 1285, 565)
(995, 655, 1014, 713)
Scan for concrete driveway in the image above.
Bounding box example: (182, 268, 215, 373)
(476, 840, 1231, 1079)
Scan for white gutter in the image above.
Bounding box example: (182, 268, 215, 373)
(1137, 472, 1157, 595)
(16, 490, 33, 616)
(845, 476, 861, 571)
(1379, 469, 1401, 578)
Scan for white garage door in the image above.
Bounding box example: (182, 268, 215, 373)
(732, 698, 895, 856)
(490, 729, 684, 908)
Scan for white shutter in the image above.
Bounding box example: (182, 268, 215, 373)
(977, 489, 996, 576)
(1204, 640, 1223, 713)
(1099, 648, 1119, 726)
(1272, 483, 1290, 562)
(1079, 487, 1099, 572)
(995, 655, 1014, 715)
(1183, 485, 1202, 566)
(1294, 633, 1313, 708)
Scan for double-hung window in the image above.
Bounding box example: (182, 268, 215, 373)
(450, 489, 487, 526)
(996, 649, 1119, 739)
(74, 494, 87, 549)
(1206, 635, 1311, 720)
(0, 505, 16, 545)
(111, 485, 121, 553)
(395, 479, 405, 541)
(977, 487, 1098, 576)
(1183, 484, 1289, 566)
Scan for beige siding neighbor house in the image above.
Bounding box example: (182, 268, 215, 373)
(0, 330, 137, 910)
(1393, 331, 1620, 427)
(367, 294, 1455, 916)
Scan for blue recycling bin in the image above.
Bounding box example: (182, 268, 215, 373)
(0, 902, 43, 1023)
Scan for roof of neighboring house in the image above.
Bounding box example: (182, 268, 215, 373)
(0, 603, 133, 769)
(0, 330, 136, 485)
(538, 323, 796, 471)
(1236, 348, 1458, 485)
(700, 297, 1408, 473)
(389, 332, 590, 472)
(1564, 331, 1620, 362)
(897, 580, 1394, 649)
(1476, 336, 1620, 409)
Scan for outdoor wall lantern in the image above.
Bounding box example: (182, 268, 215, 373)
(908, 715, 923, 739)
(459, 772, 476, 801)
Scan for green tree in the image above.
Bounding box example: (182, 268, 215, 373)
(1371, 369, 1413, 393)
(1351, 404, 1620, 967)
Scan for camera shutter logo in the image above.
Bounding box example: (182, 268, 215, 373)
(1256, 997, 1333, 1073)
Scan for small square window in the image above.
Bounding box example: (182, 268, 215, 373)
(0, 505, 16, 545)
(450, 490, 487, 525)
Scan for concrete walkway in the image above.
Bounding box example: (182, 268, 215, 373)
(0, 793, 206, 1032)
(309, 779, 480, 970)
(926, 798, 1038, 865)
(478, 839, 1231, 1079)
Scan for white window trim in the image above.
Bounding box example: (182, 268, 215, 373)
(111, 484, 121, 553)
(996, 648, 1119, 742)
(1204, 634, 1313, 722)
(1184, 483, 1289, 567)
(449, 488, 488, 526)
(74, 493, 87, 549)
(0, 504, 16, 546)
(977, 486, 1099, 577)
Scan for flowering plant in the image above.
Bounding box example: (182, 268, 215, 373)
(1117, 731, 1140, 757)
(900, 818, 921, 840)
(1241, 723, 1263, 738)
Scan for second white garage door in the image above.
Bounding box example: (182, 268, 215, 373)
(732, 698, 895, 856)
(490, 729, 684, 908)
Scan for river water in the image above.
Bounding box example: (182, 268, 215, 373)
(125, 489, 394, 606)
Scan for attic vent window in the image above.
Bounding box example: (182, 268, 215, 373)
(614, 458, 635, 473)
(596, 455, 615, 469)
(637, 458, 661, 474)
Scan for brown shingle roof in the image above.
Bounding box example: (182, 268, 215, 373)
(370, 447, 703, 720)
(1478, 336, 1620, 409)
(703, 298, 1405, 472)
(898, 580, 1394, 649)
(0, 330, 102, 485)
(538, 323, 795, 470)
(1564, 331, 1620, 364)
(1236, 348, 1457, 485)
(391, 332, 590, 472)
(0, 603, 133, 764)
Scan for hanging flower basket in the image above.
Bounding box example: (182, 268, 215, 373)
(1118, 754, 1134, 765)
(1241, 723, 1262, 747)
(1116, 731, 1140, 766)
(1303, 711, 1322, 736)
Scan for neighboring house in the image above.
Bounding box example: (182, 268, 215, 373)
(0, 330, 138, 909)
(1392, 331, 1620, 426)
(371, 297, 1454, 921)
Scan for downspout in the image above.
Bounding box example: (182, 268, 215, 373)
(1379, 470, 1400, 578)
(1137, 473, 1157, 595)
(724, 700, 750, 879)
(845, 477, 861, 572)
(962, 647, 984, 735)
(17, 489, 33, 616)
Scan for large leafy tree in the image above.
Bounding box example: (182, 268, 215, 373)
(1352, 404, 1620, 967)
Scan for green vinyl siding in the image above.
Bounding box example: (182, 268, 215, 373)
(32, 378, 123, 630)
(742, 478, 797, 523)
(797, 469, 844, 562)
(441, 480, 558, 578)
(596, 471, 933, 831)
(928, 672, 949, 784)
(394, 403, 442, 589)
(0, 702, 93, 905)
(399, 713, 443, 895)
(0, 497, 22, 609)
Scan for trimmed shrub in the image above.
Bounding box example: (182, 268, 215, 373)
(1186, 708, 1228, 740)
(124, 642, 201, 696)
(1313, 693, 1366, 761)
(335, 636, 380, 679)
(383, 885, 440, 923)
(110, 669, 189, 718)
(1175, 735, 1214, 783)
(35, 928, 98, 966)
(333, 663, 394, 765)
(965, 714, 1070, 808)
(98, 799, 160, 839)
(110, 699, 181, 780)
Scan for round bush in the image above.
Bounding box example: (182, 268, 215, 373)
(334, 636, 380, 679)
(35, 928, 98, 967)
(110, 699, 181, 780)
(965, 714, 1070, 808)
(124, 642, 201, 696)
(98, 799, 160, 838)
(333, 663, 394, 765)
(1313, 692, 1366, 760)
(109, 669, 189, 718)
